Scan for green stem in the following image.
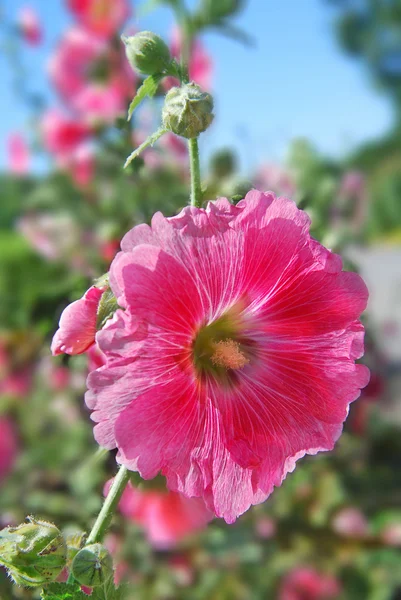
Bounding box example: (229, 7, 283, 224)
(188, 137, 202, 207)
(86, 465, 130, 545)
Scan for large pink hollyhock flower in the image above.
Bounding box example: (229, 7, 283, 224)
(7, 133, 30, 175)
(49, 27, 134, 122)
(87, 190, 369, 523)
(0, 418, 18, 482)
(115, 481, 212, 549)
(280, 568, 341, 600)
(18, 6, 42, 46)
(67, 0, 131, 39)
(52, 285, 106, 356)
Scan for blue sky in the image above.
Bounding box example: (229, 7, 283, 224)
(0, 0, 394, 172)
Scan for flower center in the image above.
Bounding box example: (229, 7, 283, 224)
(192, 307, 252, 382)
(211, 339, 249, 370)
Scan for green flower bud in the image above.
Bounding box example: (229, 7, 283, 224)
(196, 0, 244, 25)
(210, 149, 237, 178)
(71, 543, 113, 587)
(162, 83, 214, 139)
(0, 517, 67, 587)
(122, 31, 171, 75)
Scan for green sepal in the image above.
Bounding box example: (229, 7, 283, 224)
(41, 582, 87, 600)
(124, 127, 168, 169)
(127, 73, 164, 121)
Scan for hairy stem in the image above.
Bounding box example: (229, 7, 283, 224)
(86, 465, 130, 545)
(188, 137, 203, 207)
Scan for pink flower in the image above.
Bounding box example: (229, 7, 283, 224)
(86, 190, 369, 523)
(164, 29, 212, 91)
(381, 523, 401, 547)
(280, 568, 341, 600)
(49, 27, 134, 122)
(67, 0, 131, 39)
(52, 285, 106, 356)
(253, 164, 296, 198)
(0, 342, 32, 399)
(41, 110, 92, 158)
(18, 6, 42, 45)
(0, 418, 18, 482)
(7, 133, 30, 175)
(63, 144, 95, 187)
(332, 507, 369, 538)
(116, 482, 212, 549)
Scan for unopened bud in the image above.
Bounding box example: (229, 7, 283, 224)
(210, 149, 237, 178)
(162, 83, 214, 139)
(0, 517, 66, 587)
(122, 31, 171, 75)
(71, 543, 113, 587)
(203, 0, 243, 21)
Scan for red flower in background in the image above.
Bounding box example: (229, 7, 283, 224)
(280, 567, 341, 600)
(7, 133, 30, 175)
(48, 27, 134, 123)
(0, 418, 18, 483)
(67, 0, 131, 39)
(115, 481, 212, 549)
(18, 6, 42, 45)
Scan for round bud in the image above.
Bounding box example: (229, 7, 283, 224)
(71, 543, 113, 587)
(122, 31, 171, 75)
(200, 0, 243, 22)
(162, 83, 214, 139)
(0, 517, 67, 587)
(210, 149, 237, 178)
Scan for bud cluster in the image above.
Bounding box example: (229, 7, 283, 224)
(0, 518, 67, 587)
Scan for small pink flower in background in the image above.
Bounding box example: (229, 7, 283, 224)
(0, 418, 18, 483)
(339, 171, 365, 198)
(381, 523, 401, 547)
(0, 343, 32, 399)
(67, 0, 131, 39)
(18, 213, 80, 261)
(280, 567, 341, 600)
(115, 481, 212, 549)
(253, 163, 296, 198)
(18, 6, 42, 45)
(48, 27, 134, 122)
(255, 515, 276, 539)
(41, 110, 92, 159)
(164, 28, 212, 91)
(63, 144, 95, 187)
(7, 133, 30, 175)
(332, 507, 369, 538)
(86, 190, 369, 523)
(159, 133, 188, 162)
(51, 285, 106, 356)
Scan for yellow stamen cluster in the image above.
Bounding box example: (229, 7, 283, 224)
(211, 339, 249, 370)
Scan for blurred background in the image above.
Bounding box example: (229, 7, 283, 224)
(1, 0, 401, 598)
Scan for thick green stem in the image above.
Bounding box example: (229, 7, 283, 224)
(86, 465, 130, 545)
(188, 137, 202, 207)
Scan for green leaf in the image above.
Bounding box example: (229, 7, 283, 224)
(124, 127, 168, 169)
(41, 582, 87, 600)
(91, 579, 129, 600)
(127, 73, 164, 121)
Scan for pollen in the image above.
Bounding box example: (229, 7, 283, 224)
(211, 339, 249, 370)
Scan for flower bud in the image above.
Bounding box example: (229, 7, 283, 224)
(202, 0, 243, 21)
(210, 149, 237, 178)
(0, 517, 67, 587)
(122, 31, 171, 75)
(162, 83, 214, 139)
(71, 543, 113, 587)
